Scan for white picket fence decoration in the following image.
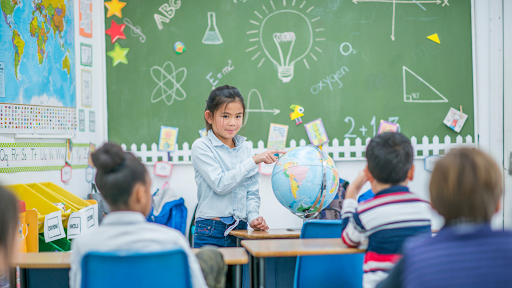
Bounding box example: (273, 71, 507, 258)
(121, 135, 474, 165)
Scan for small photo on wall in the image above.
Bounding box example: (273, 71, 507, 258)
(80, 43, 92, 66)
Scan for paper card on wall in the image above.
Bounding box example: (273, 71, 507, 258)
(89, 111, 95, 132)
(67, 212, 88, 239)
(154, 161, 173, 177)
(267, 123, 288, 149)
(44, 211, 66, 243)
(80, 43, 92, 66)
(79, 109, 86, 132)
(199, 128, 207, 137)
(61, 164, 72, 183)
(85, 166, 94, 183)
(424, 155, 442, 172)
(443, 107, 468, 133)
(259, 162, 275, 176)
(79, 0, 93, 37)
(79, 204, 98, 230)
(88, 143, 96, 167)
(158, 126, 179, 152)
(304, 118, 329, 146)
(66, 139, 73, 165)
(378, 120, 400, 134)
(81, 70, 92, 107)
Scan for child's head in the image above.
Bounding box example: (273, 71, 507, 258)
(430, 148, 502, 225)
(0, 187, 19, 276)
(204, 85, 245, 141)
(92, 142, 152, 216)
(365, 132, 414, 186)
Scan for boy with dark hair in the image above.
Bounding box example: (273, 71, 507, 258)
(341, 132, 432, 288)
(377, 148, 512, 288)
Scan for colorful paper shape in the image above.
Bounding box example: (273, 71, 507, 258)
(158, 126, 179, 152)
(304, 118, 329, 146)
(105, 20, 126, 44)
(199, 128, 207, 137)
(61, 164, 72, 183)
(378, 120, 400, 134)
(267, 123, 289, 149)
(290, 105, 304, 125)
(443, 107, 468, 133)
(88, 143, 96, 167)
(174, 42, 186, 54)
(154, 161, 173, 177)
(107, 42, 129, 66)
(104, 0, 126, 18)
(66, 139, 72, 166)
(427, 33, 440, 44)
(424, 155, 442, 172)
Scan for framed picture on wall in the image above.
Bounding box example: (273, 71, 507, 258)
(81, 70, 92, 107)
(80, 43, 92, 67)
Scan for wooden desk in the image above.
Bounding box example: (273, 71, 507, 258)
(230, 229, 301, 240)
(13, 248, 248, 268)
(241, 238, 365, 288)
(12, 248, 248, 288)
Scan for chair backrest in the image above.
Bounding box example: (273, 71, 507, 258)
(294, 220, 364, 288)
(81, 249, 192, 288)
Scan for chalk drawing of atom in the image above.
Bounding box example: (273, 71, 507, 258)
(150, 61, 187, 105)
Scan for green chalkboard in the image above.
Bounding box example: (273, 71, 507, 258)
(105, 0, 474, 147)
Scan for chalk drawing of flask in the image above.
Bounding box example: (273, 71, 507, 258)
(202, 12, 223, 44)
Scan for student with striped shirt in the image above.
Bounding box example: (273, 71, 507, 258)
(340, 132, 432, 288)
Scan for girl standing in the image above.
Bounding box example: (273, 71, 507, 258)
(192, 85, 281, 248)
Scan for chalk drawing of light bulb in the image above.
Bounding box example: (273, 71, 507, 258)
(246, 2, 324, 84)
(202, 12, 223, 44)
(261, 11, 311, 83)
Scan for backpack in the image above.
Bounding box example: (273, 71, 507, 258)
(313, 178, 350, 219)
(147, 182, 188, 235)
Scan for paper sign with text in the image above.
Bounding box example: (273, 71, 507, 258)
(79, 204, 98, 230)
(67, 212, 87, 239)
(424, 155, 442, 172)
(267, 123, 288, 149)
(44, 211, 66, 243)
(154, 161, 173, 177)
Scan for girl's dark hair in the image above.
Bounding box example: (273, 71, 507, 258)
(205, 85, 245, 131)
(92, 142, 148, 209)
(0, 187, 19, 275)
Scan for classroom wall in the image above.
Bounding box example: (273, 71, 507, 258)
(0, 0, 108, 199)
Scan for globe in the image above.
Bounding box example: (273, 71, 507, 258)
(271, 146, 339, 218)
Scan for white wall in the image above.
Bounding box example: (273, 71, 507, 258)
(0, 0, 108, 199)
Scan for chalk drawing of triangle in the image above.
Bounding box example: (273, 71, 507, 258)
(403, 66, 448, 103)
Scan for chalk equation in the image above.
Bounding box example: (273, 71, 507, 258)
(310, 66, 349, 94)
(151, 61, 187, 106)
(206, 60, 234, 86)
(344, 116, 400, 138)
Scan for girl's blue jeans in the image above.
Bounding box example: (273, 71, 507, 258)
(193, 219, 248, 248)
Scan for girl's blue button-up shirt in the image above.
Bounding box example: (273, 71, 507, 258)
(191, 130, 261, 224)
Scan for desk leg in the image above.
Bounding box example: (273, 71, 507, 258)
(19, 268, 27, 288)
(249, 254, 254, 288)
(235, 237, 242, 288)
(258, 258, 265, 288)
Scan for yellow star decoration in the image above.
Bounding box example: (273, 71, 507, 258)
(107, 42, 129, 67)
(104, 0, 126, 18)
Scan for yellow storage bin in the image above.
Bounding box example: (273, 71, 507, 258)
(39, 182, 91, 210)
(7, 184, 65, 233)
(26, 183, 80, 213)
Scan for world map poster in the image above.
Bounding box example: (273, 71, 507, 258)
(0, 0, 77, 134)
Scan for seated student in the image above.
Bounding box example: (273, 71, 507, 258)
(70, 143, 219, 288)
(341, 132, 432, 288)
(377, 148, 512, 288)
(0, 187, 19, 288)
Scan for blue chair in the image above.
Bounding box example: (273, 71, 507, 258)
(81, 249, 192, 288)
(294, 220, 364, 288)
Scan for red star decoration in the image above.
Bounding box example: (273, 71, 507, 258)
(105, 20, 126, 44)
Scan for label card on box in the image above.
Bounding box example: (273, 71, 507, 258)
(79, 204, 98, 230)
(67, 212, 87, 239)
(44, 211, 66, 243)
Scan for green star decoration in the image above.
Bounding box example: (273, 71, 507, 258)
(107, 42, 129, 66)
